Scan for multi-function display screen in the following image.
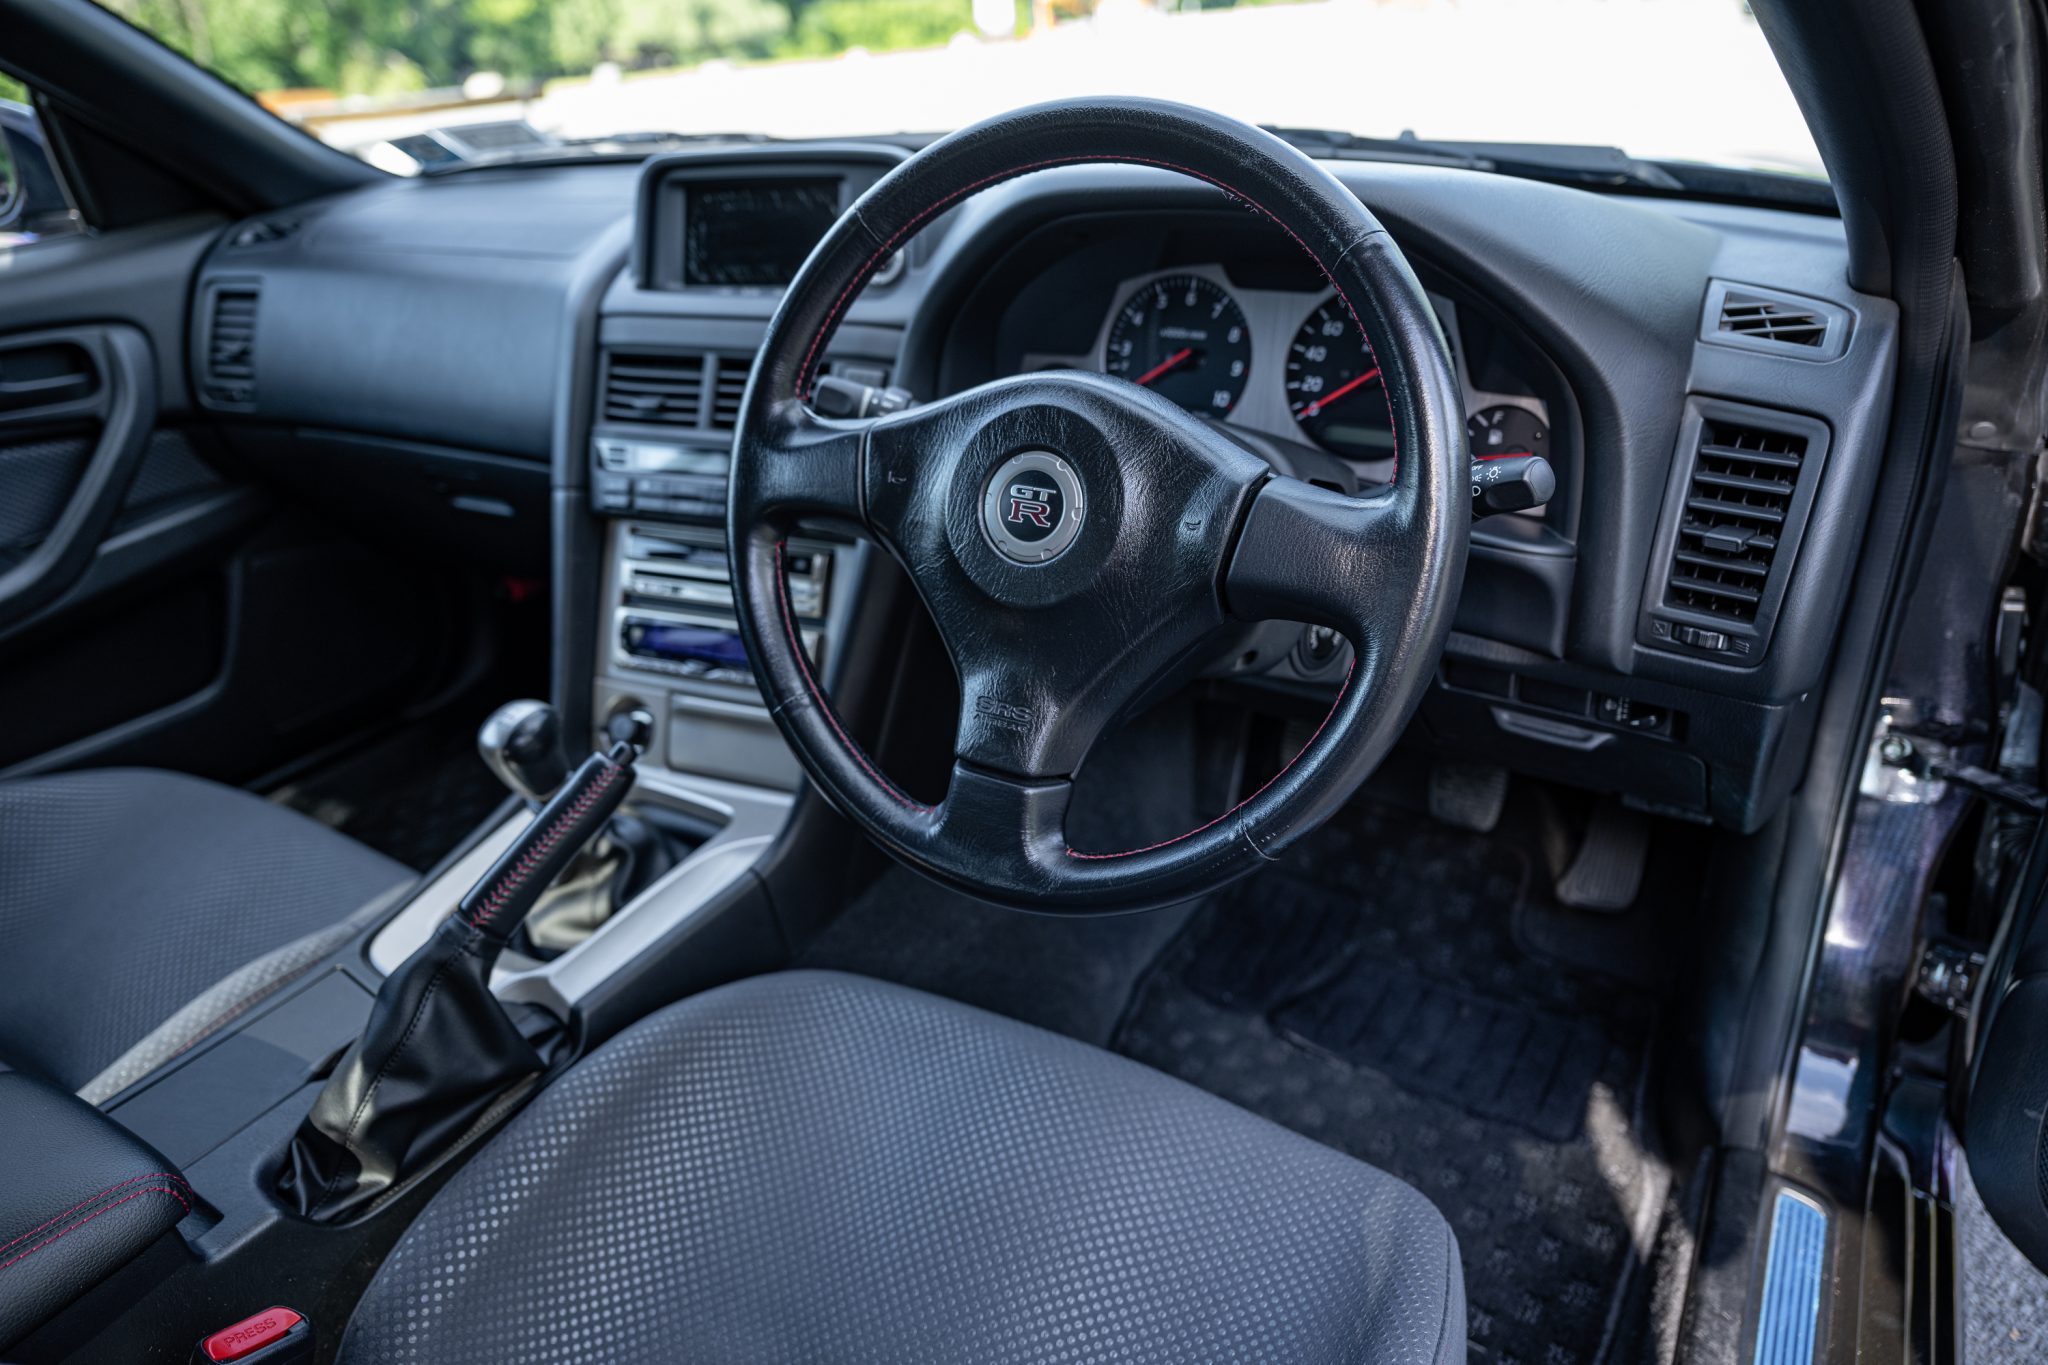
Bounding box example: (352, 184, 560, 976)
(682, 179, 841, 288)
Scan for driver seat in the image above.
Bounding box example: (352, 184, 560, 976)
(338, 970, 1465, 1364)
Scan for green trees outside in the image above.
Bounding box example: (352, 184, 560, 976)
(95, 0, 987, 99)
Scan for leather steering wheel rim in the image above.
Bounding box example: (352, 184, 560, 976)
(729, 97, 1468, 914)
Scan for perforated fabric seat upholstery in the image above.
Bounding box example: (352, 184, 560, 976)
(341, 970, 1466, 1365)
(0, 768, 413, 1091)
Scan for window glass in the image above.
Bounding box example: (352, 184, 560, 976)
(0, 76, 86, 248)
(90, 0, 1824, 185)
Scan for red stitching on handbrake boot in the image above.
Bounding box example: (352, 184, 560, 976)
(776, 542, 930, 812)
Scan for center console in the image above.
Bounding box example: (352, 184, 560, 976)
(595, 520, 851, 789)
(365, 145, 905, 1022)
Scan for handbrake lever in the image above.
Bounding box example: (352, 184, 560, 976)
(278, 742, 638, 1222)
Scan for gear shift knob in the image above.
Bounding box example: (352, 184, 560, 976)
(477, 699, 568, 804)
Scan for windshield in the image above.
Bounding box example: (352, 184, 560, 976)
(98, 0, 1822, 181)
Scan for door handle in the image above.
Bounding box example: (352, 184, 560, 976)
(0, 326, 154, 631)
(0, 340, 97, 415)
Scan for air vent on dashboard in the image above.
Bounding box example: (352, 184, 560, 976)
(1666, 415, 1806, 623)
(1718, 295, 1826, 347)
(601, 351, 758, 431)
(1699, 281, 1847, 359)
(710, 354, 749, 429)
(202, 284, 259, 408)
(602, 351, 706, 428)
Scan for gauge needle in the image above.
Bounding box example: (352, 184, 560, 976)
(1134, 347, 1195, 386)
(1304, 366, 1381, 415)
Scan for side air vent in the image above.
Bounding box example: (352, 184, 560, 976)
(1667, 416, 1806, 623)
(201, 283, 260, 409)
(1642, 399, 1831, 662)
(1719, 295, 1826, 347)
(602, 351, 707, 428)
(1700, 280, 1848, 359)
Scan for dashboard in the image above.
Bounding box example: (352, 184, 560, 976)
(185, 144, 1901, 835)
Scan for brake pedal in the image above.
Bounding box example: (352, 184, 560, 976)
(1554, 799, 1650, 912)
(1428, 761, 1509, 833)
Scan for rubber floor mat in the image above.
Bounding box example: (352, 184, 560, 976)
(274, 718, 509, 872)
(1116, 802, 1666, 1365)
(1276, 965, 1618, 1142)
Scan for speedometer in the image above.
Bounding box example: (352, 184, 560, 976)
(1286, 298, 1391, 459)
(1103, 274, 1251, 416)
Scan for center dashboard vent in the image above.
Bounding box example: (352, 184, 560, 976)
(1644, 399, 1831, 661)
(201, 283, 259, 408)
(601, 351, 753, 431)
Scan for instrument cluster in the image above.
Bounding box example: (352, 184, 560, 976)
(1082, 265, 1551, 476)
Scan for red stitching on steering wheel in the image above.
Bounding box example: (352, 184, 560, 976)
(775, 541, 931, 812)
(1067, 659, 1354, 860)
(787, 144, 1398, 860)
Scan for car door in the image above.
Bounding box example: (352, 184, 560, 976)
(0, 105, 261, 776)
(1963, 796, 2048, 1273)
(0, 48, 455, 784)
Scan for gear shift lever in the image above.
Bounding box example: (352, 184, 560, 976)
(477, 699, 568, 805)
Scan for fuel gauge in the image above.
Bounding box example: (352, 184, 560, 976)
(1467, 404, 1550, 461)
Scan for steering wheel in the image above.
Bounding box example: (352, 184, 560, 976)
(729, 98, 1468, 914)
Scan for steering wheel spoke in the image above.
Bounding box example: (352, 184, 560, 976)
(1224, 475, 1424, 639)
(924, 761, 1074, 887)
(730, 397, 873, 530)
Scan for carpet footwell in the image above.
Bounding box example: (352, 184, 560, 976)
(1115, 802, 1668, 1365)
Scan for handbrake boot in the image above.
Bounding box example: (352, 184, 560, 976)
(278, 745, 635, 1221)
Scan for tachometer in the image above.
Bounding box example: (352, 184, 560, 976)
(1286, 299, 1392, 459)
(1103, 274, 1250, 416)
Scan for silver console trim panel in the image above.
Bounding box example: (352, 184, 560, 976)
(366, 767, 791, 1015)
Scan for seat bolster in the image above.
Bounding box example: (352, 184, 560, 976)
(0, 768, 412, 1090)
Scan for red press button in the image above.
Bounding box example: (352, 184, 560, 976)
(201, 1307, 304, 1362)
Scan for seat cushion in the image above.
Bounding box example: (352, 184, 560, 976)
(0, 768, 412, 1090)
(340, 970, 1465, 1365)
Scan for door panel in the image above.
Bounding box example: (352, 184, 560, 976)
(0, 323, 156, 628)
(0, 220, 462, 783)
